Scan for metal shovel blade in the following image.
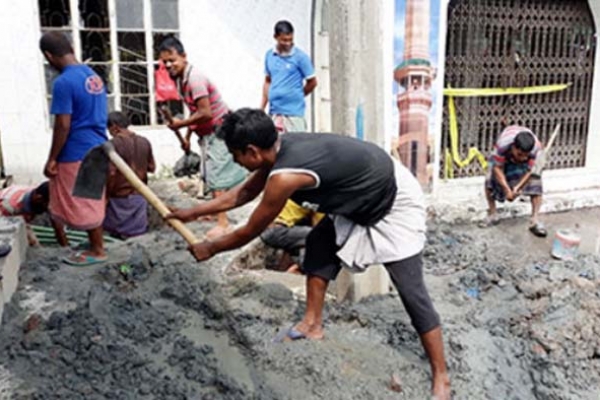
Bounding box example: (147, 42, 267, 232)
(72, 144, 110, 200)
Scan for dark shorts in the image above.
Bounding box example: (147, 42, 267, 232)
(485, 162, 543, 202)
(303, 218, 440, 334)
(260, 224, 312, 253)
(260, 224, 312, 268)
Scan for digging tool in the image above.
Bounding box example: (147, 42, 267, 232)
(159, 104, 190, 155)
(160, 105, 205, 194)
(514, 123, 560, 196)
(531, 123, 561, 178)
(73, 141, 200, 246)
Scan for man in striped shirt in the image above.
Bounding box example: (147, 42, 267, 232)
(159, 37, 246, 239)
(482, 125, 546, 237)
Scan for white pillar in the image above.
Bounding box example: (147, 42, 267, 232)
(328, 0, 391, 302)
(430, 0, 451, 196)
(585, 1, 600, 170)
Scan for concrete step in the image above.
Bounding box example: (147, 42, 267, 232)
(0, 217, 27, 323)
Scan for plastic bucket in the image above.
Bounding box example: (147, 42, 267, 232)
(550, 229, 581, 261)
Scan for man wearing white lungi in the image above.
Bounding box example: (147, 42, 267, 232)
(167, 109, 451, 400)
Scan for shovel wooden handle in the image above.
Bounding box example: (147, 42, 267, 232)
(103, 142, 200, 245)
(159, 105, 190, 154)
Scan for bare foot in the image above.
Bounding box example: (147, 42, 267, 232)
(271, 252, 295, 272)
(177, 180, 188, 192)
(205, 224, 233, 240)
(286, 264, 303, 275)
(290, 321, 324, 341)
(177, 179, 200, 196)
(432, 373, 451, 400)
(478, 213, 499, 228)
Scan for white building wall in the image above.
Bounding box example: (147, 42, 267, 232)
(0, 0, 51, 184)
(0, 0, 311, 184)
(180, 0, 312, 111)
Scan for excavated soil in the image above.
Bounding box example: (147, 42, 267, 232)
(1, 182, 599, 399)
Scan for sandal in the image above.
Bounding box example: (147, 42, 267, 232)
(63, 251, 108, 267)
(0, 243, 12, 257)
(272, 326, 308, 343)
(478, 215, 500, 228)
(529, 222, 548, 238)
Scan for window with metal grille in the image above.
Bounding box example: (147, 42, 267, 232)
(39, 0, 183, 126)
(441, 0, 596, 178)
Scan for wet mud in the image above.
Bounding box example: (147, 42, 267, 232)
(1, 184, 599, 399)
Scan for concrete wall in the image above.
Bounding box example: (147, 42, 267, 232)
(312, 0, 333, 133)
(0, 0, 50, 184)
(328, 0, 392, 301)
(179, 0, 312, 112)
(0, 0, 311, 184)
(328, 0, 388, 146)
(0, 218, 27, 323)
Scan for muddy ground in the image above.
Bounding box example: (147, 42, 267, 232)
(0, 182, 599, 399)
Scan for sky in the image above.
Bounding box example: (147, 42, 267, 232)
(392, 0, 442, 135)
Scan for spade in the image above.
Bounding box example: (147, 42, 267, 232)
(73, 141, 200, 246)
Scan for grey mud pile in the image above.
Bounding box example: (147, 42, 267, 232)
(422, 226, 600, 399)
(0, 185, 599, 399)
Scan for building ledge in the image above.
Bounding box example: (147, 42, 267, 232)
(427, 167, 600, 223)
(0, 218, 27, 324)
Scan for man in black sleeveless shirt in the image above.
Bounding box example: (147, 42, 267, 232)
(168, 109, 451, 399)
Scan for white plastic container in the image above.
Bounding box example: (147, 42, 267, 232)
(551, 229, 581, 261)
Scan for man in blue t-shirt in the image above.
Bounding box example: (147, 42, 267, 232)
(40, 32, 108, 266)
(260, 20, 317, 133)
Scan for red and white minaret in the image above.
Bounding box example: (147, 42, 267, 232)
(394, 0, 434, 185)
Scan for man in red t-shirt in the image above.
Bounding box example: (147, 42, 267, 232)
(158, 37, 246, 239)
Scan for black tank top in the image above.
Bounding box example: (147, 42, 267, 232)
(270, 133, 397, 226)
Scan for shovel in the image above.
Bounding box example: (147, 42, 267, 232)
(73, 141, 200, 246)
(531, 123, 561, 178)
(159, 105, 205, 195)
(515, 123, 560, 198)
(159, 105, 190, 155)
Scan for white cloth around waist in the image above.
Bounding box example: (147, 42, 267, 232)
(334, 158, 426, 272)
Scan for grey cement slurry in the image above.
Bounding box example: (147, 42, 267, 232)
(0, 204, 600, 399)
